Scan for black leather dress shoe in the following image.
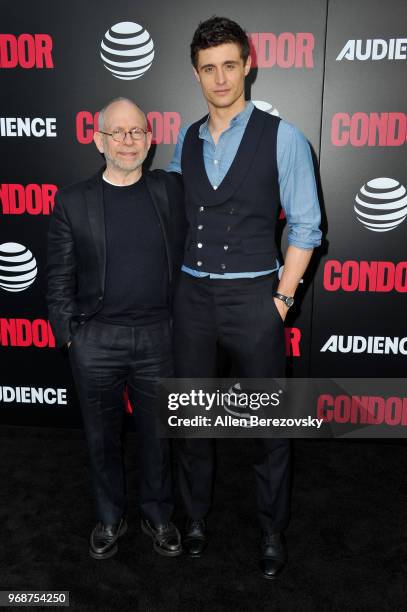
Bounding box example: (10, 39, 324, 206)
(260, 532, 287, 579)
(89, 518, 127, 560)
(141, 519, 182, 557)
(183, 519, 207, 557)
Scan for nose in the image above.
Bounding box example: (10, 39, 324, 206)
(215, 67, 226, 85)
(123, 131, 134, 145)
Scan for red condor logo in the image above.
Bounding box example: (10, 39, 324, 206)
(324, 260, 407, 293)
(0, 318, 55, 348)
(285, 327, 301, 357)
(0, 184, 57, 215)
(331, 112, 407, 147)
(0, 34, 53, 68)
(317, 394, 407, 426)
(249, 32, 314, 68)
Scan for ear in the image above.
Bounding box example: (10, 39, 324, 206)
(93, 131, 104, 154)
(244, 55, 252, 76)
(146, 130, 153, 150)
(193, 66, 201, 83)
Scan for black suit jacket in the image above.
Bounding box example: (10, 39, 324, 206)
(47, 168, 186, 347)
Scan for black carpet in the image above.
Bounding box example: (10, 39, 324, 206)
(1, 426, 407, 611)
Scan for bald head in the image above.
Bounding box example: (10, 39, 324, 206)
(94, 97, 152, 182)
(98, 97, 147, 132)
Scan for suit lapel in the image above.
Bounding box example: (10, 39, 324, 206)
(144, 171, 172, 282)
(85, 170, 106, 291)
(144, 171, 170, 232)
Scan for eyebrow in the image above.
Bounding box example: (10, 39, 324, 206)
(199, 60, 240, 70)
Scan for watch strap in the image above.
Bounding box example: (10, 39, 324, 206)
(274, 292, 294, 308)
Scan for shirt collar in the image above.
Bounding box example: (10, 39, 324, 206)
(198, 100, 254, 140)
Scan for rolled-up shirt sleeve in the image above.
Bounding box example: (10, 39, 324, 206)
(277, 121, 322, 249)
(167, 125, 188, 174)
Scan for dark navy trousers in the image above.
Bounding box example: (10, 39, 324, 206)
(173, 272, 291, 534)
(69, 318, 173, 527)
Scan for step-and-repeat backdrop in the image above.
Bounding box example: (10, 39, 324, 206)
(1, 0, 406, 425)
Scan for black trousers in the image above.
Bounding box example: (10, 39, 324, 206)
(69, 318, 173, 527)
(173, 272, 290, 533)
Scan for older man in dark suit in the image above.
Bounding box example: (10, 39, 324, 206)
(47, 97, 185, 560)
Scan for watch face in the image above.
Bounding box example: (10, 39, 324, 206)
(286, 297, 294, 308)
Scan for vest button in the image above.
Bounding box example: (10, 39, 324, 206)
(198, 225, 203, 230)
(197, 243, 203, 248)
(229, 208, 234, 214)
(224, 245, 229, 251)
(199, 206, 205, 212)
(221, 263, 226, 270)
(197, 261, 203, 267)
(227, 226, 231, 232)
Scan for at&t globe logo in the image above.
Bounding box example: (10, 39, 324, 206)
(354, 178, 407, 232)
(100, 21, 154, 80)
(0, 242, 37, 292)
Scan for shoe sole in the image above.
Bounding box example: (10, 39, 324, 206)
(141, 520, 182, 557)
(260, 562, 286, 580)
(184, 540, 207, 558)
(262, 572, 279, 580)
(89, 521, 127, 560)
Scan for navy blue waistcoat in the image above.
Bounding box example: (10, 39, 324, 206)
(181, 107, 281, 273)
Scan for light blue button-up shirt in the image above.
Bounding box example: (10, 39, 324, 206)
(168, 101, 321, 278)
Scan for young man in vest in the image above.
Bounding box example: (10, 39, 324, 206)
(168, 17, 322, 578)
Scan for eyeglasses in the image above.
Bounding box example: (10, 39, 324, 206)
(99, 127, 149, 142)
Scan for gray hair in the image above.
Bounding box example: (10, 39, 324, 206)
(98, 97, 146, 131)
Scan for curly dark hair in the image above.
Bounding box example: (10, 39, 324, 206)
(190, 16, 251, 68)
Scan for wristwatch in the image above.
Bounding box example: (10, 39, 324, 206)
(274, 292, 294, 308)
